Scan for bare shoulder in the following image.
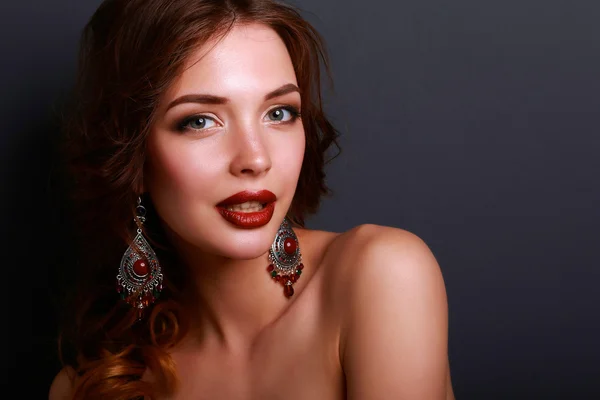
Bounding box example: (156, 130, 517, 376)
(318, 223, 447, 320)
(319, 224, 453, 399)
(322, 223, 442, 282)
(49, 366, 76, 400)
(330, 223, 431, 254)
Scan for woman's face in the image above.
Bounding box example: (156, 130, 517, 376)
(145, 23, 305, 260)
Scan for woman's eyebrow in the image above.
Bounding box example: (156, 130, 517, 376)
(263, 83, 300, 101)
(165, 83, 301, 112)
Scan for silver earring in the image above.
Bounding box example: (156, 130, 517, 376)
(116, 196, 163, 318)
(267, 217, 304, 298)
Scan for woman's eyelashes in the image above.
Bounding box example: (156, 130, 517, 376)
(265, 105, 301, 123)
(175, 105, 301, 133)
(177, 115, 218, 132)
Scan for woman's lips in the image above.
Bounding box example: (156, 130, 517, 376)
(216, 203, 276, 228)
(216, 190, 276, 228)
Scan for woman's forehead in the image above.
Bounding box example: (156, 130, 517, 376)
(169, 23, 298, 101)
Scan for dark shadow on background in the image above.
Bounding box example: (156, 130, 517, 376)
(1, 98, 76, 396)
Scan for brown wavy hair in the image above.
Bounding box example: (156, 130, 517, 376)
(57, 0, 340, 398)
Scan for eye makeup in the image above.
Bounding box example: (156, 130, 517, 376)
(174, 104, 301, 133)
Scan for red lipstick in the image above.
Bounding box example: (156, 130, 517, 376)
(216, 190, 276, 228)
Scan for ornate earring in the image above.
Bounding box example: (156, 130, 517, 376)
(116, 196, 163, 318)
(267, 218, 304, 298)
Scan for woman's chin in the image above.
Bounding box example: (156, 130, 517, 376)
(208, 238, 273, 261)
(185, 227, 277, 261)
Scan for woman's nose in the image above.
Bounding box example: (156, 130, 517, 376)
(228, 125, 272, 178)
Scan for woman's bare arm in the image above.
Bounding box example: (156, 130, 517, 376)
(49, 367, 75, 400)
(340, 225, 452, 400)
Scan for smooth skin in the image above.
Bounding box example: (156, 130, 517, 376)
(50, 23, 455, 400)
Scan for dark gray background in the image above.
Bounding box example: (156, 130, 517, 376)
(1, 0, 598, 398)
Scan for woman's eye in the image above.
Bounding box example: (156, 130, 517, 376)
(179, 115, 217, 131)
(266, 106, 300, 123)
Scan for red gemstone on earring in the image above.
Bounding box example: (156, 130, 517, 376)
(284, 238, 297, 255)
(297, 263, 304, 270)
(284, 284, 294, 297)
(133, 259, 149, 276)
(267, 264, 275, 272)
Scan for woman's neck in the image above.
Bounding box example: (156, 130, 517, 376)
(171, 235, 296, 352)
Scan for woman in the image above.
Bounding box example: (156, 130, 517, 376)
(50, 0, 455, 399)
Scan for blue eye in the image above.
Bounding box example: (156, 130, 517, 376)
(178, 115, 217, 131)
(266, 106, 301, 123)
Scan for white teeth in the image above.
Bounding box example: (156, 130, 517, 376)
(226, 201, 265, 212)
